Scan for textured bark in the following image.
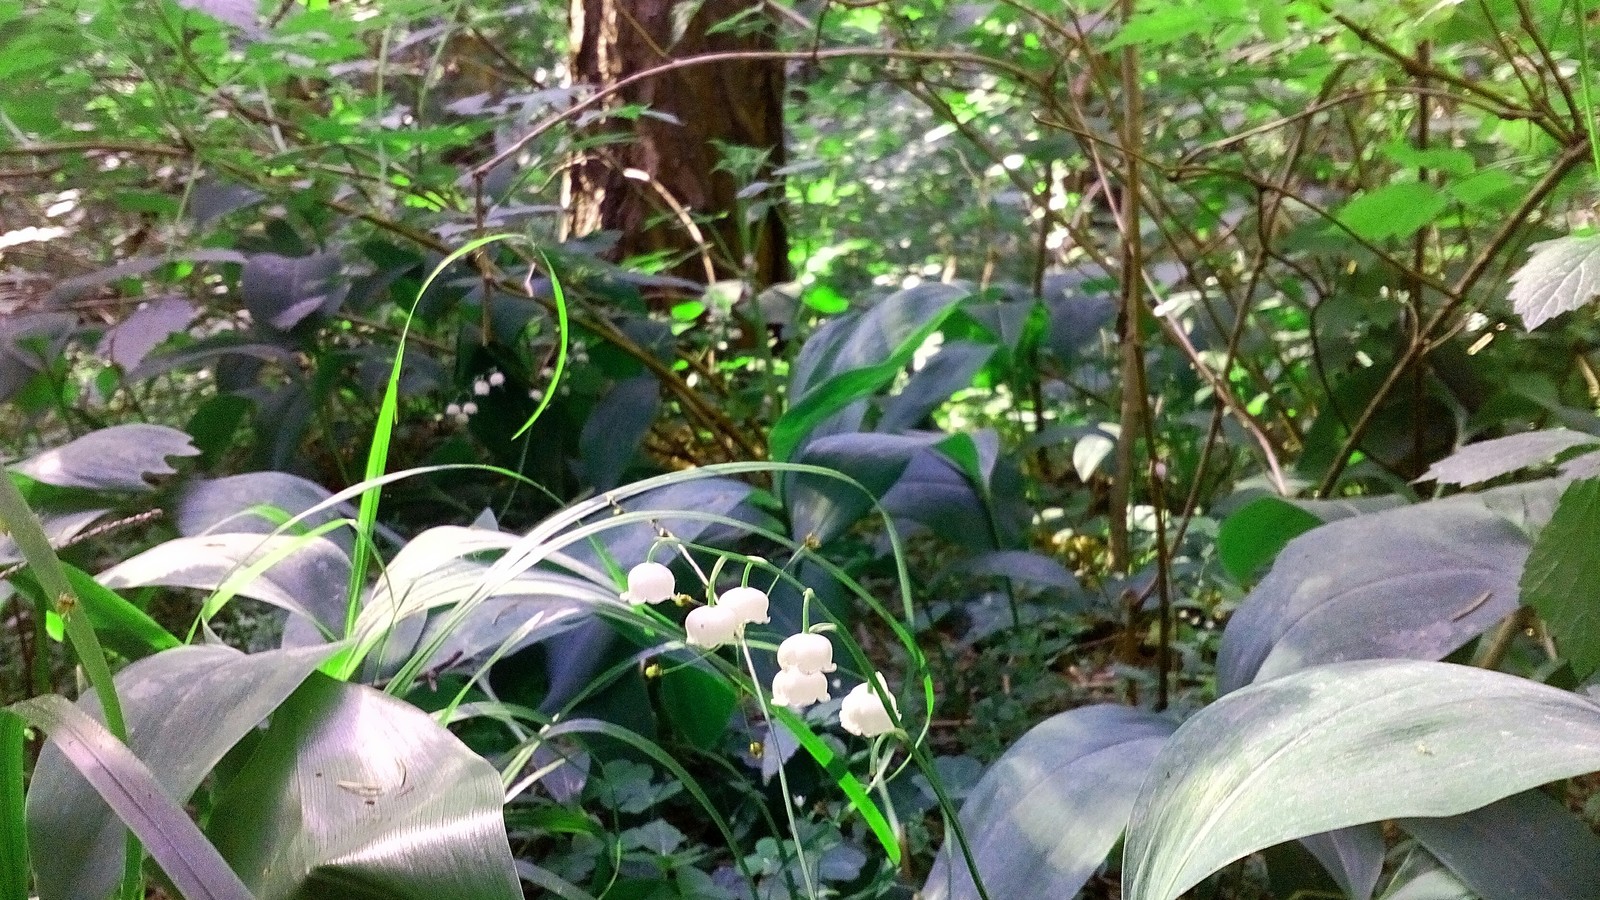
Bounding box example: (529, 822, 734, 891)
(566, 0, 789, 291)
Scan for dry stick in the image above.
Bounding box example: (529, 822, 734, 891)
(1314, 140, 1590, 496)
(1107, 0, 1146, 574)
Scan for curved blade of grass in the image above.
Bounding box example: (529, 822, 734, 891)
(1, 714, 24, 900)
(511, 253, 568, 441)
(3, 699, 253, 900)
(346, 233, 521, 637)
(769, 705, 900, 865)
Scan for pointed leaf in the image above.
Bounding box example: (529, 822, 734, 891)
(1216, 487, 1549, 692)
(1401, 789, 1600, 900)
(12, 424, 198, 492)
(1334, 182, 1449, 242)
(787, 432, 946, 545)
(923, 705, 1175, 900)
(26, 644, 335, 900)
(1299, 827, 1383, 900)
(208, 673, 520, 900)
(1123, 660, 1600, 900)
(9, 696, 254, 900)
(1509, 233, 1600, 330)
(96, 296, 199, 371)
(1521, 476, 1600, 677)
(1420, 429, 1598, 486)
(240, 252, 346, 331)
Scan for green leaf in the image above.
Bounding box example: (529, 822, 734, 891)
(8, 696, 254, 900)
(209, 672, 521, 900)
(1123, 660, 1600, 900)
(1401, 789, 1600, 900)
(1332, 181, 1449, 241)
(1104, 5, 1211, 49)
(11, 424, 198, 493)
(658, 664, 737, 751)
(1508, 233, 1600, 330)
(62, 564, 181, 659)
(1420, 429, 1598, 487)
(27, 644, 336, 900)
(923, 705, 1175, 900)
(1216, 496, 1323, 582)
(1521, 477, 1600, 677)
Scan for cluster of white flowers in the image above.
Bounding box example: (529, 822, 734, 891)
(623, 562, 899, 739)
(443, 401, 479, 426)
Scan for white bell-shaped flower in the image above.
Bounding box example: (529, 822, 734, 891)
(840, 674, 898, 738)
(622, 561, 675, 605)
(488, 371, 506, 387)
(717, 586, 770, 625)
(685, 605, 740, 649)
(771, 668, 829, 709)
(473, 379, 491, 396)
(776, 632, 835, 674)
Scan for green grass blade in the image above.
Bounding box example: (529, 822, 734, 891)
(344, 233, 521, 637)
(511, 253, 568, 440)
(0, 713, 25, 900)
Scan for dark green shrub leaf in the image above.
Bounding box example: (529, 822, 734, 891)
(1215, 496, 1323, 582)
(1401, 789, 1600, 900)
(1521, 476, 1600, 677)
(11, 424, 198, 492)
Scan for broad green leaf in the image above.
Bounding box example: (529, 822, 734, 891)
(27, 644, 336, 900)
(1217, 485, 1551, 692)
(1420, 429, 1598, 486)
(60, 563, 180, 659)
(9, 696, 253, 900)
(1299, 827, 1383, 900)
(787, 432, 947, 544)
(1521, 477, 1600, 677)
(657, 664, 737, 751)
(1333, 182, 1449, 241)
(208, 673, 520, 900)
(11, 424, 198, 493)
(1509, 233, 1600, 330)
(1401, 789, 1600, 900)
(774, 284, 967, 461)
(1104, 5, 1210, 49)
(922, 705, 1175, 900)
(1123, 660, 1600, 900)
(98, 532, 352, 636)
(1216, 496, 1322, 582)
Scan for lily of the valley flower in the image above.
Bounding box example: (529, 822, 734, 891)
(840, 674, 898, 738)
(776, 632, 835, 674)
(771, 668, 829, 709)
(685, 605, 740, 648)
(718, 586, 771, 625)
(623, 561, 675, 605)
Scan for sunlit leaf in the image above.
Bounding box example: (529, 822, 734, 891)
(208, 673, 520, 900)
(11, 424, 198, 492)
(923, 705, 1175, 900)
(26, 644, 336, 900)
(1123, 660, 1600, 900)
(1419, 429, 1597, 486)
(1509, 233, 1600, 330)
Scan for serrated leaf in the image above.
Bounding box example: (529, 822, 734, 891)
(1521, 476, 1600, 677)
(1509, 233, 1600, 330)
(1420, 429, 1599, 486)
(1123, 660, 1600, 900)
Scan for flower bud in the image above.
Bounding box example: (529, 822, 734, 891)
(777, 632, 835, 674)
(622, 561, 675, 605)
(473, 379, 490, 396)
(718, 586, 770, 625)
(840, 674, 898, 738)
(685, 605, 740, 649)
(461, 401, 478, 416)
(771, 669, 829, 709)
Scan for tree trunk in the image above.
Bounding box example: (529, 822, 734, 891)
(566, 0, 789, 293)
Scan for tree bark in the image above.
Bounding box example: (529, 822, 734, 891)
(565, 0, 790, 292)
